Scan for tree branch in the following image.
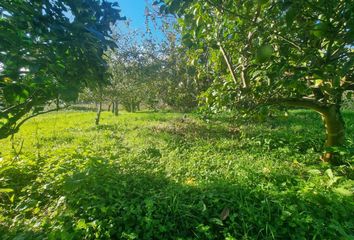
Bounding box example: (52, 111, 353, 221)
(267, 98, 328, 114)
(218, 42, 238, 86)
(14, 105, 68, 132)
(273, 32, 303, 51)
(0, 100, 33, 116)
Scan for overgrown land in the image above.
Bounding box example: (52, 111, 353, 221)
(0, 110, 353, 240)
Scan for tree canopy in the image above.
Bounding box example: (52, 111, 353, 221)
(0, 0, 124, 139)
(157, 0, 354, 163)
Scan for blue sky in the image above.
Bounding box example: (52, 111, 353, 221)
(113, 0, 166, 42)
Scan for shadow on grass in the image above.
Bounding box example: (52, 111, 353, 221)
(155, 111, 353, 158)
(3, 157, 352, 240)
(152, 117, 241, 142)
(151, 114, 323, 155)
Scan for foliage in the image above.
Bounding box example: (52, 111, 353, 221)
(0, 0, 124, 139)
(101, 29, 202, 112)
(156, 32, 206, 111)
(107, 33, 159, 112)
(156, 0, 354, 161)
(0, 110, 353, 239)
(158, 0, 354, 108)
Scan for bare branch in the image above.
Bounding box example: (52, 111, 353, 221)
(273, 32, 303, 51)
(218, 42, 238, 86)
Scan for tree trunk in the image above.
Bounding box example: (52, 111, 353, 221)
(321, 105, 345, 164)
(130, 101, 135, 112)
(272, 98, 346, 164)
(95, 102, 102, 126)
(114, 100, 119, 116)
(111, 102, 115, 113)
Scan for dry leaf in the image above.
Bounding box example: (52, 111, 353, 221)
(220, 207, 230, 220)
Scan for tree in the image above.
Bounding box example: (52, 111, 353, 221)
(0, 0, 124, 138)
(78, 87, 105, 125)
(146, 7, 208, 111)
(107, 31, 147, 113)
(156, 32, 203, 111)
(158, 0, 354, 163)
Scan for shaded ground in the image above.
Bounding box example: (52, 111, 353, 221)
(0, 110, 353, 239)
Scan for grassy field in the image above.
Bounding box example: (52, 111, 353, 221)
(0, 110, 353, 239)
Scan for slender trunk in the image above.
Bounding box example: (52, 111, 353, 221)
(108, 103, 112, 112)
(95, 102, 102, 126)
(114, 100, 119, 116)
(130, 101, 134, 112)
(321, 105, 345, 163)
(111, 102, 115, 113)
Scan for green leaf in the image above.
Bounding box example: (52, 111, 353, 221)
(307, 169, 321, 175)
(76, 219, 87, 230)
(3, 84, 30, 104)
(0, 166, 13, 174)
(325, 169, 334, 179)
(346, 92, 352, 100)
(210, 217, 224, 226)
(333, 188, 353, 197)
(311, 22, 330, 38)
(0, 188, 14, 193)
(168, 0, 182, 13)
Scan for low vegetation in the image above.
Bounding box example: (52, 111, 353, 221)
(1, 1, 353, 239)
(0, 110, 353, 239)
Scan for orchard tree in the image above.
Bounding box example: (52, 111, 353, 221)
(107, 32, 164, 112)
(0, 0, 124, 138)
(108, 35, 146, 113)
(158, 0, 354, 163)
(157, 33, 202, 111)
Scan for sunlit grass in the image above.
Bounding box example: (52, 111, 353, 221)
(0, 110, 353, 239)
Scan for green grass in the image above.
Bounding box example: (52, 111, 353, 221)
(0, 110, 353, 240)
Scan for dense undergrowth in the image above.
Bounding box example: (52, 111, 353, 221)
(0, 110, 353, 239)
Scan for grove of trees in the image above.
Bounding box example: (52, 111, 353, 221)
(80, 27, 205, 119)
(157, 0, 354, 163)
(1, 0, 353, 165)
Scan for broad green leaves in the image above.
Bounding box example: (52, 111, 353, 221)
(0, 0, 124, 139)
(157, 0, 354, 119)
(2, 84, 29, 104)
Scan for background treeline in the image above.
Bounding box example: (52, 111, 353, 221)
(77, 30, 208, 114)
